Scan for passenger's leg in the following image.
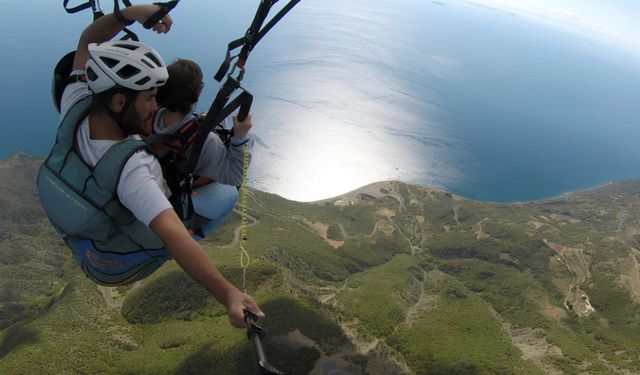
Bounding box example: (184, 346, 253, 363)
(191, 182, 238, 240)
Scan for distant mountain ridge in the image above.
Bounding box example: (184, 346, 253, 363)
(1, 152, 640, 374)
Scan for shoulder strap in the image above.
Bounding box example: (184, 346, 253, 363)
(58, 96, 92, 149)
(143, 115, 200, 154)
(46, 96, 92, 172)
(93, 139, 150, 194)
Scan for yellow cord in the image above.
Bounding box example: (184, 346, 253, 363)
(239, 144, 250, 293)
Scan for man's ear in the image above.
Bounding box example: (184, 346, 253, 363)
(109, 92, 127, 114)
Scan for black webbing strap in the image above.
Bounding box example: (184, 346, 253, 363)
(110, 0, 139, 40)
(120, 28, 139, 41)
(190, 0, 300, 182)
(252, 0, 300, 52)
(212, 91, 253, 126)
(113, 0, 134, 25)
(187, 88, 253, 176)
(143, 133, 185, 147)
(61, 0, 179, 40)
(143, 1, 180, 29)
(213, 37, 246, 82)
(63, 0, 92, 14)
(236, 0, 274, 63)
(143, 118, 201, 153)
(63, 0, 130, 16)
(214, 0, 300, 82)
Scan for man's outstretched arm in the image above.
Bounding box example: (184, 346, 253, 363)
(150, 208, 266, 328)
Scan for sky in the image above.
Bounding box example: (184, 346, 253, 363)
(474, 0, 640, 51)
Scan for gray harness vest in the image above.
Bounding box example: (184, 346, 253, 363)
(37, 96, 164, 253)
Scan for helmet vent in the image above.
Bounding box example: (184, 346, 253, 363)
(117, 65, 141, 79)
(135, 76, 151, 86)
(141, 59, 154, 69)
(100, 57, 119, 69)
(86, 67, 98, 82)
(144, 52, 162, 68)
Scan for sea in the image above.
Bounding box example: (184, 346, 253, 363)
(2, 0, 640, 202)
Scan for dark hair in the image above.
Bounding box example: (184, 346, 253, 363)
(90, 86, 138, 115)
(156, 59, 203, 114)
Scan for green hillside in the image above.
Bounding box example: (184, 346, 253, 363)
(2, 153, 640, 374)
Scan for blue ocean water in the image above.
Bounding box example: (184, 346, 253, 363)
(2, 0, 640, 202)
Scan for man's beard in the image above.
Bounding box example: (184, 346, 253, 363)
(120, 106, 146, 135)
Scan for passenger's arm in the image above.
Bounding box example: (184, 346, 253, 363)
(232, 114, 253, 135)
(72, 4, 173, 71)
(196, 115, 254, 185)
(149, 208, 265, 328)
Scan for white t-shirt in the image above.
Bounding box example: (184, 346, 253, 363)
(60, 76, 172, 226)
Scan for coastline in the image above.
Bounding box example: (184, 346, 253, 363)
(2, 151, 637, 207)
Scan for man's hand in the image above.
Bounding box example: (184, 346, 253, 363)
(225, 290, 266, 328)
(233, 114, 253, 135)
(73, 3, 174, 71)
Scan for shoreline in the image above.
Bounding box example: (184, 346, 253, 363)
(296, 179, 635, 206)
(3, 151, 636, 206)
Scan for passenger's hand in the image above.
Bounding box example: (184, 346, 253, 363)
(232, 114, 253, 135)
(225, 289, 265, 328)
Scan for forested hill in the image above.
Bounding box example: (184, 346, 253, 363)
(2, 152, 640, 374)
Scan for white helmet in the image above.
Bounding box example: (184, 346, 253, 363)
(86, 40, 168, 94)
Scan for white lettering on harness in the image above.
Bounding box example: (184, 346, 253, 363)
(45, 175, 89, 211)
